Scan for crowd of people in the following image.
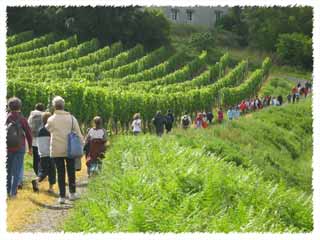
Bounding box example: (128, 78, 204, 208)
(6, 96, 107, 204)
(6, 81, 311, 204)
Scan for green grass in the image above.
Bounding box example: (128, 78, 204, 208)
(64, 99, 312, 233)
(176, 98, 312, 193)
(24, 153, 33, 172)
(271, 65, 312, 81)
(259, 77, 295, 97)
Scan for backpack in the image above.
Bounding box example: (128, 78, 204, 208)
(166, 114, 174, 124)
(30, 113, 43, 138)
(182, 116, 190, 126)
(7, 117, 24, 149)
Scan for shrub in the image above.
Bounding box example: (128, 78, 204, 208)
(276, 33, 312, 70)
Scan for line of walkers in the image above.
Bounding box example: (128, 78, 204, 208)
(130, 81, 312, 135)
(287, 81, 312, 103)
(7, 81, 311, 202)
(130, 108, 224, 135)
(6, 96, 108, 204)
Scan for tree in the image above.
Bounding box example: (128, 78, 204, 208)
(276, 33, 312, 70)
(7, 6, 171, 50)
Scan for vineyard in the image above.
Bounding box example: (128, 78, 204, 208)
(6, 31, 313, 233)
(7, 31, 271, 131)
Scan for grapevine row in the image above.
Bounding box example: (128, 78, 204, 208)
(7, 33, 57, 55)
(8, 36, 78, 62)
(8, 40, 124, 80)
(220, 57, 271, 106)
(7, 31, 34, 48)
(7, 58, 254, 131)
(99, 46, 172, 79)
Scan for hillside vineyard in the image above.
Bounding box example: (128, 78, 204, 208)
(7, 32, 271, 129)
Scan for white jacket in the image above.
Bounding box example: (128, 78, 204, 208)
(46, 110, 83, 158)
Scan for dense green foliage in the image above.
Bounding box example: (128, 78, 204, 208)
(276, 33, 312, 70)
(7, 7, 171, 51)
(220, 58, 271, 106)
(217, 7, 312, 69)
(260, 77, 295, 97)
(63, 100, 312, 232)
(6, 30, 34, 47)
(7, 33, 58, 55)
(7, 35, 78, 62)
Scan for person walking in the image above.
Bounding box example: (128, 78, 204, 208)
(202, 112, 208, 128)
(239, 101, 246, 114)
(195, 112, 203, 128)
(277, 95, 283, 106)
(287, 93, 292, 103)
(181, 112, 192, 129)
(165, 110, 174, 133)
(28, 103, 45, 177)
(6, 97, 32, 198)
(305, 81, 312, 93)
(292, 86, 298, 103)
(227, 107, 233, 120)
(206, 111, 213, 124)
(218, 108, 224, 123)
(46, 96, 84, 204)
(131, 113, 142, 135)
(152, 111, 166, 137)
(31, 112, 56, 193)
(84, 116, 107, 177)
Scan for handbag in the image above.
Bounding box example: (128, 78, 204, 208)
(67, 115, 83, 159)
(75, 157, 82, 171)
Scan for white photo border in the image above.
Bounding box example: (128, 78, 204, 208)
(0, 0, 319, 240)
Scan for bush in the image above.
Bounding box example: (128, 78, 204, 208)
(276, 33, 312, 70)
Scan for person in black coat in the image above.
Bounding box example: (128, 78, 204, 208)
(165, 110, 174, 133)
(152, 111, 167, 137)
(277, 95, 283, 106)
(206, 111, 213, 124)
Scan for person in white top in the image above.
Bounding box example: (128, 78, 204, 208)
(131, 113, 142, 135)
(84, 116, 107, 176)
(28, 103, 45, 177)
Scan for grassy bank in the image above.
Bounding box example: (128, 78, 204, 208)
(64, 99, 312, 233)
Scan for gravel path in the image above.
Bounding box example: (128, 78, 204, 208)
(274, 75, 310, 86)
(19, 177, 88, 232)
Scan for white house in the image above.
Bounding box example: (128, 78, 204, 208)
(159, 6, 229, 28)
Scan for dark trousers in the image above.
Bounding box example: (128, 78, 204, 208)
(38, 157, 56, 185)
(165, 123, 173, 133)
(156, 129, 164, 137)
(53, 157, 76, 198)
(32, 146, 40, 175)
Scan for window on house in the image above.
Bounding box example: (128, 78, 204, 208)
(186, 10, 193, 21)
(215, 10, 222, 22)
(171, 9, 178, 21)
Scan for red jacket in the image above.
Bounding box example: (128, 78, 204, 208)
(240, 102, 246, 111)
(6, 112, 32, 152)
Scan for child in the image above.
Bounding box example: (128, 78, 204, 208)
(181, 112, 191, 129)
(227, 108, 233, 120)
(84, 116, 107, 176)
(218, 108, 224, 123)
(32, 112, 56, 193)
(195, 112, 203, 128)
(132, 113, 142, 135)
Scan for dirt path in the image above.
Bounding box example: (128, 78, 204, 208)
(274, 75, 310, 86)
(7, 158, 88, 232)
(20, 178, 88, 232)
